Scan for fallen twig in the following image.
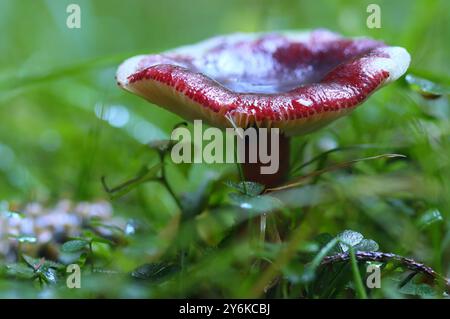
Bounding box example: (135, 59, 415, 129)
(321, 251, 450, 293)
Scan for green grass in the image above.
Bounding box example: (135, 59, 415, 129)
(0, 0, 449, 298)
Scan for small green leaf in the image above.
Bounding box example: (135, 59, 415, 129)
(42, 260, 65, 270)
(336, 230, 379, 252)
(337, 230, 364, 252)
(405, 74, 449, 99)
(225, 181, 265, 196)
(229, 193, 282, 214)
(417, 209, 443, 230)
(131, 263, 178, 281)
(399, 281, 438, 298)
(21, 255, 64, 270)
(91, 236, 115, 245)
(81, 228, 118, 245)
(353, 239, 379, 252)
(61, 239, 90, 253)
(37, 267, 58, 285)
(22, 255, 41, 269)
(4, 263, 35, 279)
(228, 192, 250, 204)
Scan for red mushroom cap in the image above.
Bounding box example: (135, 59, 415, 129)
(117, 30, 410, 136)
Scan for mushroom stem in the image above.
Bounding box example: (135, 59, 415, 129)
(239, 131, 290, 189)
(238, 130, 290, 244)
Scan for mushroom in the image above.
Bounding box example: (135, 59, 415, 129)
(116, 30, 410, 188)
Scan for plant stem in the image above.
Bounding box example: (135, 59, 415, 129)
(250, 223, 314, 297)
(159, 153, 183, 211)
(349, 248, 368, 299)
(259, 213, 267, 246)
(157, 152, 186, 294)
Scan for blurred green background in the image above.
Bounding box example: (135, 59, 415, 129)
(0, 0, 449, 298)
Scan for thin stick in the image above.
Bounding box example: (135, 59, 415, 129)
(266, 153, 406, 192)
(321, 251, 450, 293)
